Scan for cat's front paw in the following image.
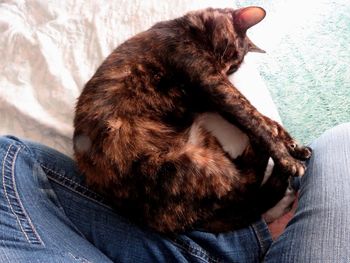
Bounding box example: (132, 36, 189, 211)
(277, 156, 306, 177)
(287, 143, 312, 161)
(270, 120, 312, 162)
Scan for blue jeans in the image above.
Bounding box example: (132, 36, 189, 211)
(1, 124, 350, 263)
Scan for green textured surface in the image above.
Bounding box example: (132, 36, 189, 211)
(236, 0, 350, 144)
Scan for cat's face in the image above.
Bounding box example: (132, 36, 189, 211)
(187, 6, 266, 75)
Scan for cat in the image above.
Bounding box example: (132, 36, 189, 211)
(73, 6, 312, 233)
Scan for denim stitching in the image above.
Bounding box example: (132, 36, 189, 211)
(2, 143, 44, 245)
(251, 222, 270, 261)
(1, 145, 28, 240)
(68, 252, 93, 263)
(170, 237, 222, 263)
(47, 175, 113, 211)
(40, 165, 112, 210)
(41, 165, 102, 197)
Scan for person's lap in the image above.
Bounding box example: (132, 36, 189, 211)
(1, 123, 350, 262)
(0, 136, 270, 263)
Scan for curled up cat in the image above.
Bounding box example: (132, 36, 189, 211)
(73, 6, 312, 233)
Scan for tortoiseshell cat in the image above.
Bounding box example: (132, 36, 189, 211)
(74, 6, 311, 233)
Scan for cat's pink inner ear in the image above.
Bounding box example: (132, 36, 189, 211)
(234, 6, 266, 34)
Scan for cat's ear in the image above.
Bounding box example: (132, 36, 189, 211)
(233, 6, 266, 35)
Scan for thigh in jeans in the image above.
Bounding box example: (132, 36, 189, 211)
(0, 136, 113, 262)
(265, 123, 350, 263)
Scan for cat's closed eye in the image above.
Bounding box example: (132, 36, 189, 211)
(227, 64, 238, 75)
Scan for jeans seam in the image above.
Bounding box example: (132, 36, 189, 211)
(2, 143, 44, 245)
(68, 252, 93, 263)
(170, 237, 222, 263)
(40, 164, 112, 211)
(251, 221, 271, 261)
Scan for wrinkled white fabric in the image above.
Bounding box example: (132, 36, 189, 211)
(0, 0, 280, 156)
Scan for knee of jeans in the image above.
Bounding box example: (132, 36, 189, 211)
(302, 124, 350, 204)
(306, 123, 350, 179)
(310, 123, 350, 151)
(329, 123, 350, 135)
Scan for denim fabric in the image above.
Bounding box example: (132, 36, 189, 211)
(265, 123, 350, 263)
(0, 136, 271, 263)
(1, 123, 350, 262)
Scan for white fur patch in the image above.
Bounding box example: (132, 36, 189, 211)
(262, 187, 296, 223)
(193, 113, 249, 158)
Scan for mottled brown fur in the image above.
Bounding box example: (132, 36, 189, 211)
(74, 7, 311, 233)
